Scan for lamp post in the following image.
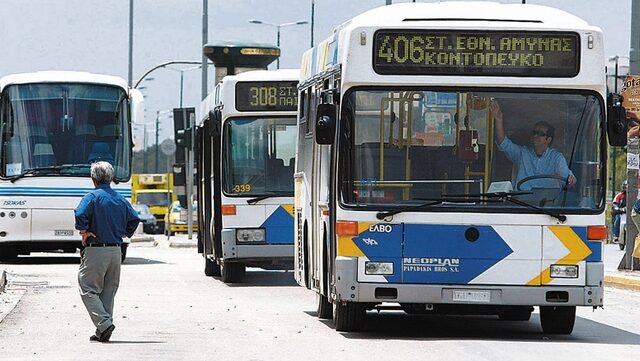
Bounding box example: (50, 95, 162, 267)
(155, 110, 173, 173)
(165, 65, 202, 108)
(249, 19, 309, 69)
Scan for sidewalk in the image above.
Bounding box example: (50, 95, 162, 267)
(604, 269, 640, 291)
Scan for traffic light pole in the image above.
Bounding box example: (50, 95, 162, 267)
(186, 108, 194, 239)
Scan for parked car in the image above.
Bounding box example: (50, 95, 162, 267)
(133, 204, 158, 234)
(165, 201, 198, 236)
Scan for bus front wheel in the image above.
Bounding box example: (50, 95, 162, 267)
(221, 262, 245, 283)
(204, 256, 221, 277)
(316, 293, 332, 319)
(540, 306, 576, 334)
(334, 302, 366, 332)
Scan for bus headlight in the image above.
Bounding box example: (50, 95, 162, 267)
(365, 261, 393, 275)
(550, 264, 578, 278)
(236, 229, 265, 244)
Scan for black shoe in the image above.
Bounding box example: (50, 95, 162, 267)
(89, 335, 101, 342)
(99, 324, 115, 342)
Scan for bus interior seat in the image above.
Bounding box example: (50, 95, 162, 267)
(87, 142, 114, 164)
(75, 124, 98, 162)
(33, 143, 56, 167)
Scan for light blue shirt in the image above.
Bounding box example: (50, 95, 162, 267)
(497, 136, 573, 190)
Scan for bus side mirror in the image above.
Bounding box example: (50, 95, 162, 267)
(315, 103, 336, 145)
(607, 105, 627, 146)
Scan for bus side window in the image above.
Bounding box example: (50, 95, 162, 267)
(306, 88, 315, 136)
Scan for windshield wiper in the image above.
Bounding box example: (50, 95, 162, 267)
(8, 166, 63, 182)
(376, 200, 443, 220)
(8, 164, 91, 183)
(246, 192, 292, 205)
(455, 191, 567, 222)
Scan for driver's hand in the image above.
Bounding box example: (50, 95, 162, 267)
(568, 175, 577, 186)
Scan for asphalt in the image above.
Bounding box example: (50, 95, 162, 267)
(0, 239, 638, 294)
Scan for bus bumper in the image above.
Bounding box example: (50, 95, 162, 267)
(221, 229, 293, 267)
(335, 257, 604, 307)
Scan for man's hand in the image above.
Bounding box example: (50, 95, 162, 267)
(568, 175, 577, 186)
(489, 98, 503, 122)
(79, 230, 96, 246)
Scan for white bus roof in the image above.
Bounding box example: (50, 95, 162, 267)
(340, 2, 593, 31)
(301, 2, 603, 89)
(0, 71, 129, 92)
(200, 69, 299, 123)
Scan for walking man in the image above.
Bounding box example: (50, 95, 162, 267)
(75, 161, 140, 342)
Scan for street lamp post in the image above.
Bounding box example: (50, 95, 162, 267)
(155, 110, 173, 173)
(166, 65, 201, 108)
(249, 19, 309, 69)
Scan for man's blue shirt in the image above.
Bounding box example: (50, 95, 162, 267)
(497, 136, 574, 190)
(75, 184, 140, 245)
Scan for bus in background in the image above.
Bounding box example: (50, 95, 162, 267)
(131, 173, 175, 234)
(197, 69, 299, 283)
(295, 2, 626, 334)
(0, 71, 142, 261)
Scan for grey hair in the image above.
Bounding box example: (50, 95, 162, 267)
(91, 161, 114, 184)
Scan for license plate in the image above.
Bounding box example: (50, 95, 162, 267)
(54, 230, 75, 236)
(452, 290, 491, 303)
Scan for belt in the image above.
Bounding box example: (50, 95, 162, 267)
(85, 243, 121, 247)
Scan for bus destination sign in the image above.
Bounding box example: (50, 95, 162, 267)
(236, 81, 298, 112)
(373, 30, 579, 77)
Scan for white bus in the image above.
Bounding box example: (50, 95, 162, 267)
(0, 71, 142, 261)
(197, 69, 299, 283)
(294, 3, 625, 334)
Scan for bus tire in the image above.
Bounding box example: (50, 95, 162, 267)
(316, 293, 333, 319)
(0, 246, 18, 262)
(221, 262, 245, 283)
(499, 306, 533, 321)
(204, 256, 221, 277)
(334, 302, 366, 332)
(540, 306, 576, 334)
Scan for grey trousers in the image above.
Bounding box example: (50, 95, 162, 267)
(78, 247, 121, 333)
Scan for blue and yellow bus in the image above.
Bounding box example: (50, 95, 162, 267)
(294, 2, 625, 333)
(197, 69, 299, 283)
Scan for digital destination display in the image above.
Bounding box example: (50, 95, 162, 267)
(373, 30, 579, 77)
(235, 81, 298, 111)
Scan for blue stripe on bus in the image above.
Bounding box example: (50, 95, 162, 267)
(260, 206, 294, 245)
(0, 187, 131, 197)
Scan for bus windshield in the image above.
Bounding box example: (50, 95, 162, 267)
(1, 83, 131, 180)
(136, 192, 171, 207)
(223, 116, 296, 196)
(340, 89, 604, 212)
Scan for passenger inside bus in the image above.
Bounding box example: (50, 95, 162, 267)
(490, 99, 576, 191)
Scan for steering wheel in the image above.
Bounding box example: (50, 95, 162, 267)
(516, 174, 568, 191)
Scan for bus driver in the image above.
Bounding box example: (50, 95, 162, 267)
(490, 99, 577, 191)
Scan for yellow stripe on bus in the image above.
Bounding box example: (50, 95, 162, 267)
(527, 226, 592, 286)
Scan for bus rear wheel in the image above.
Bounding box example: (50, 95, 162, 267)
(334, 302, 366, 332)
(221, 262, 245, 283)
(316, 293, 332, 319)
(204, 256, 221, 277)
(540, 306, 576, 334)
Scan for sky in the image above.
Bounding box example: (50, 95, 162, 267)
(0, 0, 633, 149)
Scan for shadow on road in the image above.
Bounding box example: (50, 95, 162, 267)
(106, 340, 167, 344)
(0, 255, 165, 266)
(303, 310, 640, 345)
(222, 270, 297, 287)
(2, 255, 80, 265)
(122, 257, 166, 265)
